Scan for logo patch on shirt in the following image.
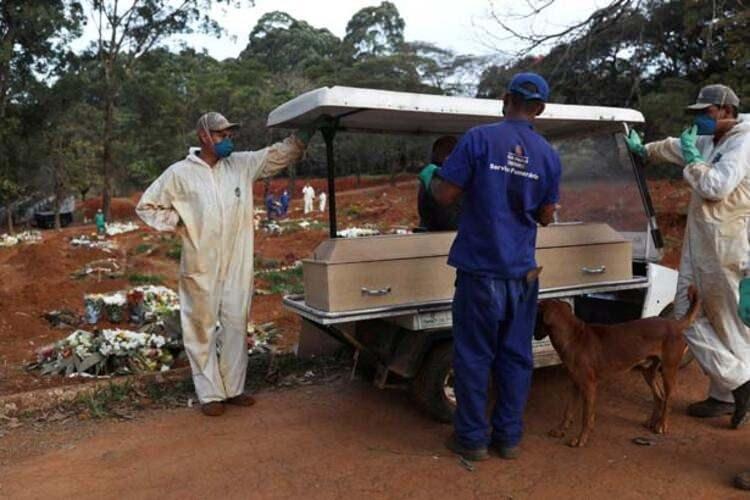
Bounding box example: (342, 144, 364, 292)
(712, 153, 723, 164)
(506, 145, 529, 170)
(235, 187, 241, 198)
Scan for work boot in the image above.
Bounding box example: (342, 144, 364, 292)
(444, 434, 489, 462)
(735, 471, 750, 490)
(491, 442, 520, 460)
(201, 402, 225, 417)
(732, 381, 750, 429)
(225, 394, 256, 407)
(687, 397, 734, 418)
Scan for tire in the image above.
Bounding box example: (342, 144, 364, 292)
(411, 342, 455, 424)
(659, 303, 694, 369)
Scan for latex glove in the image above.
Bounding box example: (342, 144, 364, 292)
(295, 116, 330, 145)
(739, 277, 750, 327)
(624, 129, 646, 158)
(418, 164, 439, 188)
(295, 124, 317, 146)
(680, 125, 704, 165)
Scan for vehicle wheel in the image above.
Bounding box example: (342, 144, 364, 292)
(659, 303, 694, 369)
(411, 342, 455, 424)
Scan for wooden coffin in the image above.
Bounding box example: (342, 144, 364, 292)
(302, 223, 632, 312)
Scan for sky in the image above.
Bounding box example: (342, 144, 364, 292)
(74, 0, 610, 60)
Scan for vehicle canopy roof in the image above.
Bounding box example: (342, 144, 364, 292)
(267, 86, 645, 138)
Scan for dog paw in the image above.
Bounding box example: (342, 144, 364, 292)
(651, 422, 667, 434)
(567, 437, 585, 448)
(548, 428, 566, 438)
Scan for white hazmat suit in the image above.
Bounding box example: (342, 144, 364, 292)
(319, 191, 327, 212)
(136, 137, 304, 403)
(303, 185, 316, 214)
(646, 116, 750, 402)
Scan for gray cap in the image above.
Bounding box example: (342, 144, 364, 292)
(196, 112, 240, 132)
(686, 84, 740, 111)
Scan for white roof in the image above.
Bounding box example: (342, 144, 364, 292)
(267, 86, 644, 138)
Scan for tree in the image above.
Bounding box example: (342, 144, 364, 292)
(241, 11, 340, 74)
(0, 1, 83, 232)
(342, 1, 405, 60)
(81, 0, 253, 218)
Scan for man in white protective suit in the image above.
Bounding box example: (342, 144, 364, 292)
(625, 84, 750, 428)
(137, 112, 316, 416)
(318, 190, 327, 212)
(303, 183, 315, 214)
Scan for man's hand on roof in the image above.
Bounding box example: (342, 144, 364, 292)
(295, 116, 332, 146)
(680, 125, 704, 165)
(624, 129, 647, 159)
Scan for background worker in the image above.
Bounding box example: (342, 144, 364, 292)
(302, 183, 315, 214)
(417, 136, 459, 231)
(318, 190, 327, 212)
(137, 112, 316, 417)
(94, 209, 106, 236)
(279, 190, 290, 217)
(431, 73, 561, 461)
(626, 85, 750, 428)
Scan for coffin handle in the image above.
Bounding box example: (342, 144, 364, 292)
(361, 287, 392, 296)
(581, 265, 606, 274)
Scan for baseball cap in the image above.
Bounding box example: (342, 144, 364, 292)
(686, 84, 740, 111)
(508, 72, 550, 102)
(196, 112, 241, 132)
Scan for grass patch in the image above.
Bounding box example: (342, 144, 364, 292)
(165, 241, 181, 260)
(345, 204, 362, 217)
(262, 266, 303, 295)
(133, 243, 153, 255)
(128, 273, 164, 285)
(74, 381, 136, 419)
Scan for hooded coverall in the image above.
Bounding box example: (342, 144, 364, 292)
(136, 137, 304, 403)
(646, 117, 750, 402)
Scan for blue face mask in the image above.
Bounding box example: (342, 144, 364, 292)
(694, 113, 717, 135)
(214, 138, 234, 158)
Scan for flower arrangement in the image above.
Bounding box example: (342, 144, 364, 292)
(32, 328, 175, 377)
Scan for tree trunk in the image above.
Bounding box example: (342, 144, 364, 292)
(287, 162, 296, 199)
(5, 203, 13, 235)
(100, 55, 116, 219)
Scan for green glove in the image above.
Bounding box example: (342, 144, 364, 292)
(296, 124, 317, 146)
(624, 129, 646, 158)
(680, 125, 704, 165)
(739, 277, 750, 327)
(418, 164, 439, 189)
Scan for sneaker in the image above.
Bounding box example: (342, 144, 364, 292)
(226, 394, 257, 407)
(732, 381, 750, 429)
(491, 442, 520, 460)
(735, 471, 750, 490)
(444, 434, 489, 462)
(201, 402, 225, 417)
(687, 397, 734, 418)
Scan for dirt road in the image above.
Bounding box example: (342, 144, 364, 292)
(1, 363, 747, 499)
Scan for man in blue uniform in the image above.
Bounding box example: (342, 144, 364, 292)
(431, 72, 562, 461)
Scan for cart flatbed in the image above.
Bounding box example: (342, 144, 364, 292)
(283, 276, 650, 326)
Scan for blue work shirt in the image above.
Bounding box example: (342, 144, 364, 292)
(438, 119, 561, 279)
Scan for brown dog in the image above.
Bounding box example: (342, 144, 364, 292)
(536, 288, 700, 447)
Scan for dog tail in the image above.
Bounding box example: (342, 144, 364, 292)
(677, 285, 701, 329)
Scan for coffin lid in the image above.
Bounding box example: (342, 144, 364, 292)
(267, 86, 644, 138)
(306, 223, 626, 264)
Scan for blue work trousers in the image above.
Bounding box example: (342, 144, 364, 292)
(452, 270, 539, 449)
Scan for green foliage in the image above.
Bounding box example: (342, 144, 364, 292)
(343, 1, 405, 59)
(133, 243, 154, 255)
(165, 241, 182, 261)
(262, 267, 304, 295)
(128, 273, 164, 285)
